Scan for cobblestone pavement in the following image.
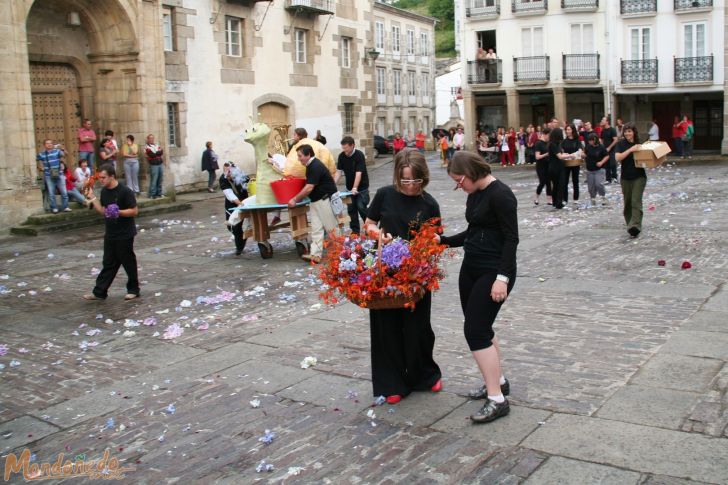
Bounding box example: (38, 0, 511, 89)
(1, 155, 727, 484)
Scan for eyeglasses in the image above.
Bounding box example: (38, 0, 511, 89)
(400, 179, 423, 185)
(453, 175, 466, 190)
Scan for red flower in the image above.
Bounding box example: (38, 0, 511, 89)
(681, 261, 692, 270)
(657, 259, 666, 266)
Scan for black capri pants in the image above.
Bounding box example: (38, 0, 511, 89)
(458, 265, 516, 352)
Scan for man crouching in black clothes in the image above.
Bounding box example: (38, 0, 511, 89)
(220, 162, 249, 255)
(83, 164, 140, 301)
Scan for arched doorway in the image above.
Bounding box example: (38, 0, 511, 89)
(258, 102, 291, 156)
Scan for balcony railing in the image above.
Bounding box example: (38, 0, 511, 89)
(512, 0, 548, 14)
(563, 53, 600, 80)
(674, 56, 713, 83)
(514, 56, 550, 82)
(284, 0, 334, 15)
(466, 1, 500, 17)
(621, 59, 658, 84)
(620, 0, 656, 14)
(467, 59, 503, 84)
(561, 0, 599, 10)
(675, 0, 712, 9)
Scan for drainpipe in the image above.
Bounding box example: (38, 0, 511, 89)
(604, 3, 612, 123)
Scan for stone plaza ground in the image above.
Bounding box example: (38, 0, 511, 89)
(1, 154, 727, 483)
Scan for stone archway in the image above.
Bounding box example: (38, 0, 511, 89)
(253, 94, 297, 156)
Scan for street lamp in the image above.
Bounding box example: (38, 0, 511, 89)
(365, 48, 380, 64)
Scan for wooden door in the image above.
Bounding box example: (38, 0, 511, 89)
(693, 100, 723, 150)
(30, 63, 82, 163)
(258, 102, 290, 156)
(532, 104, 549, 128)
(652, 100, 680, 148)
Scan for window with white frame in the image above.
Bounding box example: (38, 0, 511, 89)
(394, 117, 401, 134)
(630, 27, 651, 60)
(521, 26, 544, 56)
(295, 29, 307, 63)
(392, 26, 401, 53)
(421, 72, 429, 95)
(377, 117, 386, 136)
(570, 23, 594, 54)
(167, 102, 180, 147)
(341, 37, 351, 68)
(375, 21, 384, 50)
(225, 16, 242, 57)
(407, 29, 415, 55)
(393, 69, 401, 96)
(162, 7, 174, 51)
(420, 32, 429, 55)
(683, 22, 706, 57)
(344, 103, 354, 133)
(376, 67, 386, 95)
(408, 71, 416, 96)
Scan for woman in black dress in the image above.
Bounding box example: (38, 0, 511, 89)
(364, 149, 442, 404)
(438, 151, 518, 423)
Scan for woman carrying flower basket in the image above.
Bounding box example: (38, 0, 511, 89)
(363, 149, 443, 405)
(438, 151, 518, 424)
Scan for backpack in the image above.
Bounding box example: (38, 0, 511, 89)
(686, 124, 694, 140)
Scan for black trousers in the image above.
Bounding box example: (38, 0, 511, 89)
(458, 265, 516, 352)
(93, 237, 139, 298)
(369, 292, 441, 397)
(224, 209, 246, 252)
(536, 162, 551, 196)
(606, 152, 618, 182)
(563, 166, 580, 202)
(549, 166, 565, 208)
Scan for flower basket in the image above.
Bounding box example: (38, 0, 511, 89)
(318, 219, 446, 310)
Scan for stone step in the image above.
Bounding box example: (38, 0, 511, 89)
(22, 196, 175, 226)
(10, 201, 192, 236)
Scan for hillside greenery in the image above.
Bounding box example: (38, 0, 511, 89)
(391, 0, 456, 58)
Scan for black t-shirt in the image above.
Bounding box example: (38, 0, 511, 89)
(601, 127, 617, 151)
(305, 158, 338, 202)
(440, 179, 519, 278)
(366, 185, 440, 240)
(534, 140, 548, 167)
(585, 143, 608, 171)
(336, 149, 369, 191)
(219, 174, 248, 210)
(548, 143, 564, 172)
(615, 139, 646, 180)
(562, 138, 581, 154)
(101, 183, 137, 240)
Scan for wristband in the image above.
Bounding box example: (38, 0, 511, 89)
(496, 274, 509, 284)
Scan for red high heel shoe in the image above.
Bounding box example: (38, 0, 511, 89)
(386, 395, 402, 404)
(431, 379, 442, 392)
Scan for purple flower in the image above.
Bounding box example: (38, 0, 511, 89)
(104, 204, 120, 219)
(380, 239, 410, 269)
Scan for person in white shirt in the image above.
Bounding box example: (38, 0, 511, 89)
(74, 159, 92, 191)
(648, 119, 659, 141)
(453, 127, 465, 151)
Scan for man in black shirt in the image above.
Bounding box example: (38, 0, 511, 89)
(601, 118, 619, 183)
(334, 136, 369, 234)
(83, 164, 140, 300)
(288, 144, 339, 263)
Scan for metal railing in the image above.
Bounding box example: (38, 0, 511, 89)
(466, 1, 500, 17)
(675, 0, 712, 9)
(674, 56, 713, 83)
(620, 0, 656, 14)
(514, 56, 550, 82)
(621, 59, 658, 84)
(512, 0, 548, 14)
(561, 0, 599, 9)
(563, 53, 600, 80)
(285, 0, 335, 13)
(467, 59, 503, 84)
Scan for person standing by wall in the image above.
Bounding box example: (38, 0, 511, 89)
(681, 115, 693, 159)
(648, 119, 660, 141)
(37, 139, 70, 214)
(453, 127, 465, 152)
(98, 138, 118, 171)
(201, 141, 219, 193)
(438, 151, 519, 424)
(82, 164, 140, 301)
(672, 116, 684, 158)
(121, 135, 140, 195)
(77, 119, 96, 171)
(615, 124, 647, 238)
(315, 129, 327, 146)
(334, 136, 369, 234)
(145, 134, 164, 199)
(287, 144, 339, 264)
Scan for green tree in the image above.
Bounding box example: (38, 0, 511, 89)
(428, 0, 454, 29)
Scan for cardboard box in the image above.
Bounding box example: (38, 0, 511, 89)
(633, 141, 671, 169)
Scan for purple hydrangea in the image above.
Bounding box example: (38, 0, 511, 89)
(380, 239, 410, 269)
(104, 203, 120, 219)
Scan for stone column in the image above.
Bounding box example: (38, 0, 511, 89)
(463, 89, 476, 149)
(506, 88, 519, 129)
(553, 86, 567, 124)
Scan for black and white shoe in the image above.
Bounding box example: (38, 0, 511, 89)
(471, 398, 510, 423)
(467, 379, 510, 400)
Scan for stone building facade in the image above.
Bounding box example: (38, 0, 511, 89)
(1, 0, 394, 228)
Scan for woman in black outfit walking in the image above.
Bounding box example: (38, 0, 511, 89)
(438, 151, 519, 423)
(533, 128, 551, 205)
(615, 123, 647, 238)
(547, 128, 573, 210)
(364, 149, 443, 405)
(561, 124, 582, 205)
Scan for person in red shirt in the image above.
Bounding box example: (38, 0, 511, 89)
(77, 119, 97, 171)
(392, 133, 406, 155)
(415, 130, 426, 153)
(60, 160, 87, 205)
(506, 127, 516, 166)
(672, 115, 685, 158)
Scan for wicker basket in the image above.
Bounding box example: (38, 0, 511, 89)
(350, 286, 425, 310)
